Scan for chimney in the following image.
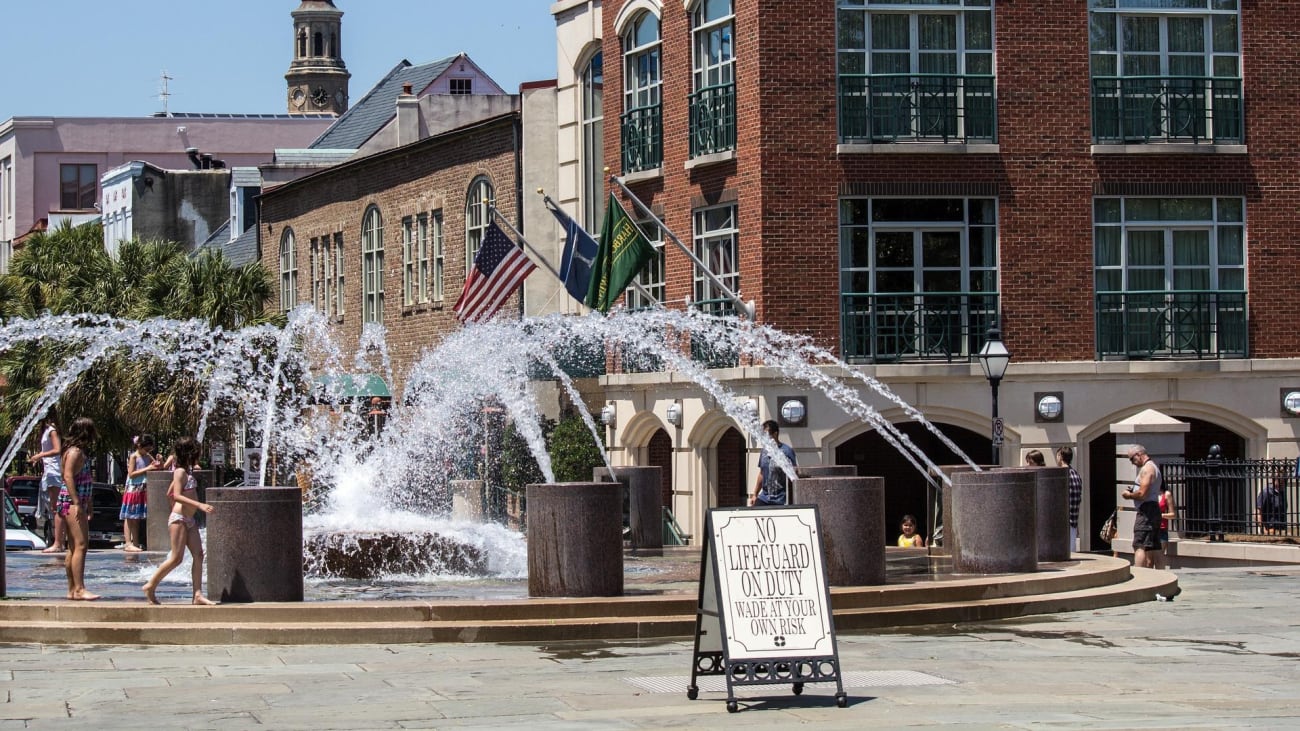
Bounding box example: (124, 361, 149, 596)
(396, 82, 419, 146)
(186, 147, 202, 169)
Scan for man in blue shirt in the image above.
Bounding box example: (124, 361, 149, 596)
(750, 420, 796, 506)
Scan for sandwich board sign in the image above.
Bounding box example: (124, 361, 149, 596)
(688, 505, 847, 712)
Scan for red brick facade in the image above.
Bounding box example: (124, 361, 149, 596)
(601, 0, 1300, 362)
(260, 114, 520, 390)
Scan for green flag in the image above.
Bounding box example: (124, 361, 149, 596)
(586, 192, 657, 313)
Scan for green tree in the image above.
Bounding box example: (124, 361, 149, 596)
(0, 221, 281, 454)
(548, 410, 606, 483)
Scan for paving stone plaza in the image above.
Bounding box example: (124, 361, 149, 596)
(2, 566, 1297, 729)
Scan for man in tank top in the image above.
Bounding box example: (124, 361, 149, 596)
(1123, 445, 1163, 569)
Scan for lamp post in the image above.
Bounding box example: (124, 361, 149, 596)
(977, 322, 1011, 465)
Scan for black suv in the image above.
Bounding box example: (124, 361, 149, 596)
(88, 483, 125, 547)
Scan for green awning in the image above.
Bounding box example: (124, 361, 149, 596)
(313, 374, 391, 400)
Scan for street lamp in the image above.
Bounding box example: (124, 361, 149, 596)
(977, 322, 1011, 465)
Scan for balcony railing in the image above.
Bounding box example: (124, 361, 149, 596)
(1095, 290, 1246, 360)
(838, 73, 997, 144)
(688, 82, 736, 158)
(841, 292, 999, 364)
(1091, 76, 1243, 145)
(621, 103, 662, 173)
(690, 297, 740, 368)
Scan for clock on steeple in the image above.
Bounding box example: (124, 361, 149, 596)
(285, 1, 350, 116)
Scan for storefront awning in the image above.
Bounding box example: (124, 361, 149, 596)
(313, 374, 391, 400)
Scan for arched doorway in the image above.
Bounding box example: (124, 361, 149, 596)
(1086, 415, 1246, 551)
(835, 422, 988, 545)
(647, 428, 673, 507)
(716, 428, 747, 508)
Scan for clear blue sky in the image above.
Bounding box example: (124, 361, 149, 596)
(0, 1, 557, 119)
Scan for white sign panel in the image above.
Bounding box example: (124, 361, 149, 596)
(711, 508, 833, 660)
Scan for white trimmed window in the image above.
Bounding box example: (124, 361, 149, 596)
(621, 11, 661, 171)
(310, 236, 323, 311)
(692, 204, 739, 314)
(432, 211, 445, 302)
(692, 0, 734, 91)
(627, 219, 664, 310)
(580, 51, 604, 232)
(279, 228, 297, 312)
(466, 178, 495, 268)
(332, 232, 345, 317)
(362, 206, 384, 323)
(402, 216, 416, 306)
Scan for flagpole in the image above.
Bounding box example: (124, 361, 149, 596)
(607, 172, 754, 320)
(487, 205, 562, 282)
(537, 191, 662, 308)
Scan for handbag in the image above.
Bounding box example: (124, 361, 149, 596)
(1099, 510, 1118, 543)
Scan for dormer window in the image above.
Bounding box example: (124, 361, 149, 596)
(450, 78, 472, 95)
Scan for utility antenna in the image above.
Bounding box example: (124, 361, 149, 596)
(158, 70, 173, 117)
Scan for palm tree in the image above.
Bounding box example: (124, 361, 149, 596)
(0, 221, 282, 455)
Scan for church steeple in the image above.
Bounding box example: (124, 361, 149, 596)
(285, 0, 350, 116)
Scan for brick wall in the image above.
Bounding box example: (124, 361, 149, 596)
(260, 114, 521, 392)
(601, 1, 1300, 361)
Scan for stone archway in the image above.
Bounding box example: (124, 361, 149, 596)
(835, 422, 988, 546)
(716, 428, 747, 508)
(647, 428, 673, 507)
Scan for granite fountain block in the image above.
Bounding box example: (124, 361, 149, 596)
(593, 466, 664, 554)
(1030, 466, 1073, 562)
(794, 476, 886, 585)
(146, 469, 217, 551)
(206, 486, 304, 602)
(951, 468, 1038, 573)
(527, 482, 623, 597)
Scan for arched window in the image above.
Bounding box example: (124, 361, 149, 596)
(465, 178, 495, 268)
(622, 11, 662, 172)
(580, 51, 604, 232)
(279, 228, 297, 313)
(297, 29, 307, 58)
(313, 31, 324, 57)
(361, 206, 384, 323)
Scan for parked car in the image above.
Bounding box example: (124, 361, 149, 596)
(3, 474, 41, 531)
(5, 492, 47, 551)
(88, 483, 125, 548)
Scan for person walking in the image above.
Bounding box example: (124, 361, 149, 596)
(1024, 450, 1046, 467)
(1056, 446, 1083, 552)
(1123, 445, 1163, 569)
(749, 420, 796, 506)
(120, 435, 160, 552)
(143, 437, 215, 605)
(27, 416, 66, 553)
(1256, 478, 1287, 536)
(58, 417, 100, 601)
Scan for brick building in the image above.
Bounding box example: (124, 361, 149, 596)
(571, 0, 1300, 547)
(259, 109, 521, 393)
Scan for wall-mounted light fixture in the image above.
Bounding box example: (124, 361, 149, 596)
(600, 404, 617, 428)
(778, 396, 807, 427)
(1281, 389, 1300, 417)
(1034, 391, 1064, 423)
(665, 401, 683, 428)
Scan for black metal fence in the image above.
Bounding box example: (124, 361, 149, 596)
(1162, 450, 1297, 541)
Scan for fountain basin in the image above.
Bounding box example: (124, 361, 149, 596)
(304, 530, 488, 579)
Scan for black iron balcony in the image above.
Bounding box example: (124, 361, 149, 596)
(840, 292, 999, 364)
(838, 73, 996, 144)
(690, 297, 740, 368)
(688, 82, 736, 158)
(1095, 290, 1247, 360)
(1091, 76, 1243, 145)
(621, 103, 663, 173)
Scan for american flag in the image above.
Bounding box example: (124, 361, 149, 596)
(454, 221, 536, 323)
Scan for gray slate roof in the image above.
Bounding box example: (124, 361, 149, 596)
(197, 220, 259, 267)
(310, 56, 458, 150)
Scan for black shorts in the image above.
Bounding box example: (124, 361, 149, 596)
(1133, 502, 1163, 550)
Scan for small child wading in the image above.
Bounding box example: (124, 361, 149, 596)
(898, 514, 925, 548)
(143, 437, 215, 605)
(120, 435, 160, 552)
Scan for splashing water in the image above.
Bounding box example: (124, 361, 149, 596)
(0, 306, 978, 580)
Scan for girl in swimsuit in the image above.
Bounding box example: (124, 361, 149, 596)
(59, 417, 100, 601)
(143, 437, 215, 605)
(120, 434, 160, 552)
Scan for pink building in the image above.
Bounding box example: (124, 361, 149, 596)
(0, 114, 332, 271)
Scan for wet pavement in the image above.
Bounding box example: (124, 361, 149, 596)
(2, 566, 1298, 729)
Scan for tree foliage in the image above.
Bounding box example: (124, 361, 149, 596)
(0, 220, 281, 457)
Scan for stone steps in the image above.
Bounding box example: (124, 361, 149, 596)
(0, 555, 1174, 645)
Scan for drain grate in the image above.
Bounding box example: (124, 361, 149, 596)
(624, 670, 954, 694)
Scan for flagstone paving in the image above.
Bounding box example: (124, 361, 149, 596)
(2, 566, 1297, 729)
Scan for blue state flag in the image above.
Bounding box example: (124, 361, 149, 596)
(549, 203, 600, 305)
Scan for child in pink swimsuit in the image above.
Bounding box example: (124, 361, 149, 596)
(143, 437, 215, 605)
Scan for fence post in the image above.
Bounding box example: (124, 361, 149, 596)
(1206, 444, 1224, 542)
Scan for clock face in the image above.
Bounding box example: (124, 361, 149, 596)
(312, 86, 330, 108)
